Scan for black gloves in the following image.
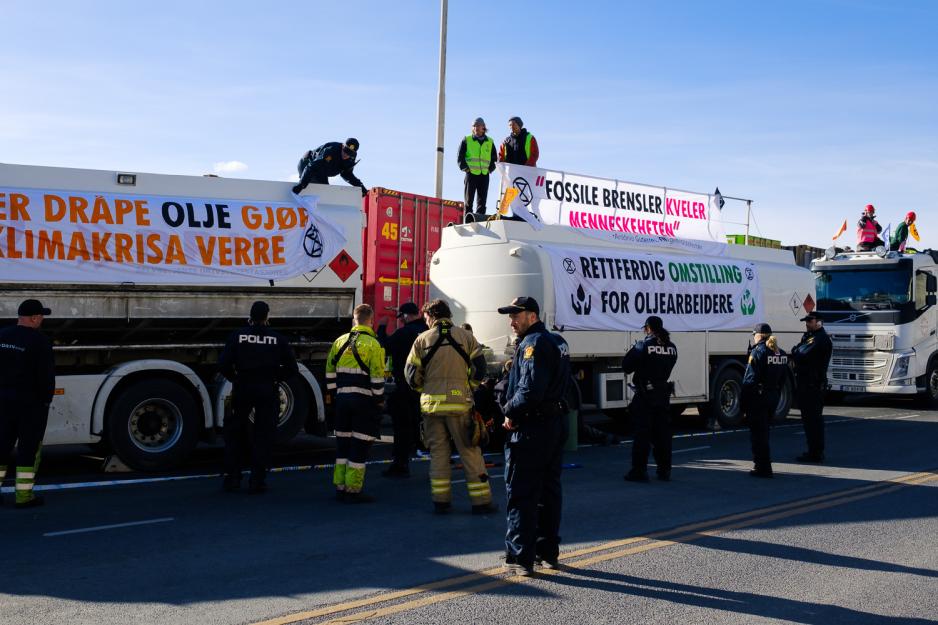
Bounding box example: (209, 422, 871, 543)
(361, 186, 369, 197)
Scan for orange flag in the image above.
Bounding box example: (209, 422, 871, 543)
(910, 222, 921, 241)
(832, 219, 847, 240)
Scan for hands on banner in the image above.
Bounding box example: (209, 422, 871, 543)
(0, 186, 347, 284)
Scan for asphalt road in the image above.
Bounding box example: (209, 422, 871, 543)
(1, 400, 936, 625)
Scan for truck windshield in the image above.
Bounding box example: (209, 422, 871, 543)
(815, 267, 912, 311)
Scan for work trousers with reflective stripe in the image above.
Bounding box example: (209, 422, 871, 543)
(423, 411, 491, 504)
(744, 389, 777, 472)
(797, 383, 826, 457)
(464, 172, 490, 214)
(0, 395, 49, 504)
(505, 415, 567, 567)
(333, 394, 379, 493)
(225, 381, 279, 484)
(629, 391, 672, 477)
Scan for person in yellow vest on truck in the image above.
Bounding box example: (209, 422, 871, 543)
(404, 299, 497, 515)
(457, 117, 497, 223)
(325, 303, 386, 504)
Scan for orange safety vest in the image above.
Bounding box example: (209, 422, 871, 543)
(857, 218, 879, 244)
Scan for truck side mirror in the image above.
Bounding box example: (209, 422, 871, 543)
(927, 274, 937, 293)
(928, 294, 937, 307)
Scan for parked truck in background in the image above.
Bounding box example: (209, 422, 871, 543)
(811, 247, 938, 405)
(0, 163, 461, 471)
(429, 219, 817, 427)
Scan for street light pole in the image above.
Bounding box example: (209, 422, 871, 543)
(433, 0, 448, 199)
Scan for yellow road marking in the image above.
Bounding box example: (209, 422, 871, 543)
(252, 470, 936, 625)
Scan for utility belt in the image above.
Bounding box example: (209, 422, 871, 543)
(631, 381, 675, 396)
(521, 400, 567, 421)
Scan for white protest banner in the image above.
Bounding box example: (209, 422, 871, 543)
(544, 244, 761, 331)
(497, 163, 727, 254)
(0, 186, 346, 284)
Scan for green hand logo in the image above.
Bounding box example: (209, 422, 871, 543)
(740, 289, 756, 315)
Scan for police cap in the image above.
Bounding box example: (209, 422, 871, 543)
(498, 296, 539, 315)
(18, 299, 51, 316)
(644, 316, 664, 332)
(396, 302, 419, 318)
(799, 312, 820, 322)
(752, 322, 772, 334)
(250, 300, 270, 322)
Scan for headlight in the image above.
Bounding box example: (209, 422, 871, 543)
(891, 353, 912, 379)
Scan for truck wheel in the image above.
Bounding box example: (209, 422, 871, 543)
(107, 379, 201, 472)
(918, 361, 938, 409)
(264, 375, 310, 445)
(710, 366, 745, 428)
(773, 375, 794, 422)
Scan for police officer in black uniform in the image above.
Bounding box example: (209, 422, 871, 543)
(497, 296, 571, 576)
(622, 316, 678, 483)
(791, 312, 833, 463)
(292, 138, 368, 196)
(218, 301, 298, 493)
(376, 302, 428, 478)
(742, 322, 788, 478)
(0, 299, 55, 508)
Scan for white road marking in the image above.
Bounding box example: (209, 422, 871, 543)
(672, 446, 711, 454)
(44, 517, 175, 537)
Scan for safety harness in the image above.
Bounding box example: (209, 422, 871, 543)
(421, 323, 471, 369)
(331, 330, 371, 375)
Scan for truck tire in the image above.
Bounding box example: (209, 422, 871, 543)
(107, 379, 201, 472)
(773, 375, 794, 422)
(271, 375, 311, 444)
(705, 366, 745, 428)
(917, 360, 938, 409)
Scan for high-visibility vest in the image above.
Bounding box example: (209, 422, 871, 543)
(465, 136, 494, 175)
(522, 133, 533, 160)
(857, 218, 879, 244)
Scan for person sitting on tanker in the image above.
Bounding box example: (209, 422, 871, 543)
(856, 204, 884, 252)
(889, 211, 916, 252)
(292, 138, 368, 197)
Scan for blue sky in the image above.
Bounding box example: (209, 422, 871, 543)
(3, 0, 936, 248)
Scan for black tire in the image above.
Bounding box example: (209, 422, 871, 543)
(705, 365, 745, 428)
(917, 360, 938, 409)
(773, 375, 794, 422)
(271, 375, 310, 444)
(107, 378, 201, 472)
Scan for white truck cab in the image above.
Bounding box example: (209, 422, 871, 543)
(811, 247, 938, 404)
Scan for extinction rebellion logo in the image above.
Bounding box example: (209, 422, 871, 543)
(512, 177, 534, 206)
(304, 224, 324, 258)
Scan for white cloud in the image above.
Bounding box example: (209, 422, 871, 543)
(213, 160, 248, 174)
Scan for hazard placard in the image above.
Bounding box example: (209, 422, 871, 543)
(329, 250, 359, 282)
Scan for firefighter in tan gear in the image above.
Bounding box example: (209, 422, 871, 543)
(405, 299, 497, 514)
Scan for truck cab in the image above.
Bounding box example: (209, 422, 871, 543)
(812, 247, 938, 404)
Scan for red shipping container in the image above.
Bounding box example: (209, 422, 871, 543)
(362, 188, 464, 329)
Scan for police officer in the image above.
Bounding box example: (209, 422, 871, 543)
(497, 296, 571, 576)
(376, 302, 427, 478)
(405, 299, 493, 514)
(622, 316, 678, 483)
(742, 323, 788, 478)
(791, 312, 833, 463)
(292, 138, 368, 196)
(0, 299, 55, 508)
(218, 301, 298, 493)
(326, 304, 386, 503)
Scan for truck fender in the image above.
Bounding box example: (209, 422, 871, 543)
(212, 363, 325, 428)
(91, 360, 213, 436)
